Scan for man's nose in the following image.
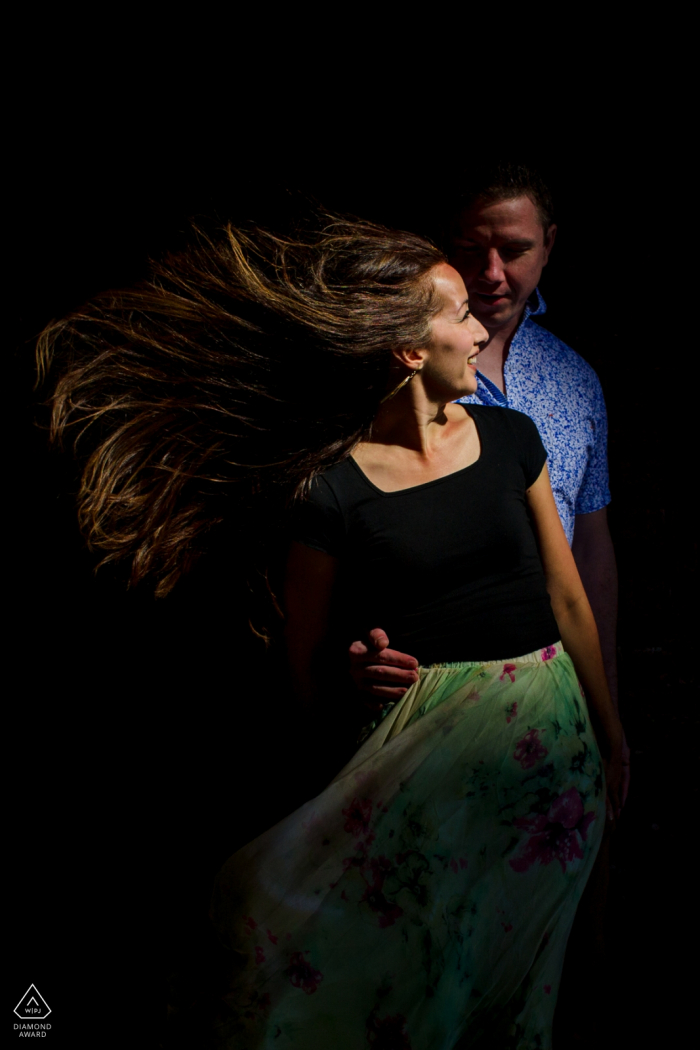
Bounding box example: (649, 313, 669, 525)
(482, 248, 505, 284)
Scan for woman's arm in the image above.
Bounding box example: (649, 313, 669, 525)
(527, 466, 624, 818)
(283, 540, 339, 712)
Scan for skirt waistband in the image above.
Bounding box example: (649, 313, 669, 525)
(424, 641, 565, 673)
(354, 641, 569, 754)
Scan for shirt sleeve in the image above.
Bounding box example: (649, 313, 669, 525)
(288, 476, 346, 557)
(574, 374, 611, 514)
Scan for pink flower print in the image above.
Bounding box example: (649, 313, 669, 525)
(359, 855, 404, 928)
(541, 645, 557, 661)
(266, 929, 278, 945)
(243, 916, 257, 933)
(254, 945, 265, 965)
(505, 701, 518, 724)
(548, 786, 585, 828)
(544, 984, 552, 995)
(366, 1011, 413, 1049)
(509, 787, 597, 874)
(501, 921, 513, 933)
(500, 663, 517, 683)
(513, 728, 548, 769)
(285, 951, 324, 995)
(343, 797, 373, 838)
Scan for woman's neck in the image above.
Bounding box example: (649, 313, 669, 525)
(353, 389, 478, 493)
(367, 385, 453, 456)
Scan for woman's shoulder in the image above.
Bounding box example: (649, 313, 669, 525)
(312, 456, 358, 485)
(464, 405, 546, 485)
(288, 462, 355, 555)
(306, 457, 361, 508)
(466, 403, 542, 441)
(462, 403, 530, 423)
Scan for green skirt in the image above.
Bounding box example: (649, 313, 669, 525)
(211, 642, 605, 1049)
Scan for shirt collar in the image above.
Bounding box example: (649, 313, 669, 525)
(467, 287, 548, 406)
(501, 287, 546, 384)
(522, 286, 547, 324)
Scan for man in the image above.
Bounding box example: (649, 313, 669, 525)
(351, 164, 629, 801)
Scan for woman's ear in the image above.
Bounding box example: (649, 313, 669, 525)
(391, 347, 427, 371)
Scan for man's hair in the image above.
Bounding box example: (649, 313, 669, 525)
(448, 161, 555, 231)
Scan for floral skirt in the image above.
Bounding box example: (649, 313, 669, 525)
(210, 642, 605, 1049)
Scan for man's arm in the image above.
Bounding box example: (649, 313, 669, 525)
(571, 508, 618, 711)
(572, 507, 630, 806)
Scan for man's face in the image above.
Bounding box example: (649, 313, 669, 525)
(448, 195, 556, 335)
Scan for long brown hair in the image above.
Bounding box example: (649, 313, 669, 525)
(36, 214, 445, 619)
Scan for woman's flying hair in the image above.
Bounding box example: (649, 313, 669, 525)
(36, 213, 445, 613)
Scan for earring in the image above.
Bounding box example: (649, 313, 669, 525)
(380, 368, 420, 405)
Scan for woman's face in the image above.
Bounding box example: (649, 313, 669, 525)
(422, 263, 488, 400)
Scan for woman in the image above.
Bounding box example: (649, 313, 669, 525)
(38, 216, 622, 1048)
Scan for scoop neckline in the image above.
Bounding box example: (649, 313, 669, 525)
(348, 406, 484, 497)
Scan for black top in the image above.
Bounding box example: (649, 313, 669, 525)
(291, 405, 560, 664)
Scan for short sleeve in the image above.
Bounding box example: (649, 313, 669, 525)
(288, 476, 346, 557)
(506, 409, 548, 488)
(575, 377, 611, 514)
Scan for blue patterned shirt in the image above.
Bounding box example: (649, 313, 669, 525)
(458, 289, 610, 545)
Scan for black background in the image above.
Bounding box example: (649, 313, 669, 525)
(8, 68, 695, 1047)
